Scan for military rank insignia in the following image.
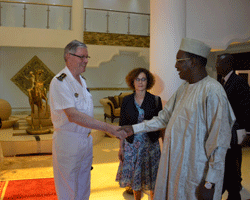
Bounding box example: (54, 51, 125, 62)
(57, 73, 67, 81)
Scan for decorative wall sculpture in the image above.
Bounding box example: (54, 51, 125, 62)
(84, 32, 150, 47)
(11, 55, 55, 96)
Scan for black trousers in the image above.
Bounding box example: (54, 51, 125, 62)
(222, 144, 242, 200)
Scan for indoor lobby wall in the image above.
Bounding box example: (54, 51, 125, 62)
(0, 0, 150, 114)
(0, 45, 149, 114)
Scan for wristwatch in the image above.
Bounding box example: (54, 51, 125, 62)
(204, 181, 214, 189)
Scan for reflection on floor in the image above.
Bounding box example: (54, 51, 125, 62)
(0, 107, 250, 200)
(0, 137, 148, 200)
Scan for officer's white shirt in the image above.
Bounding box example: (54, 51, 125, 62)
(49, 66, 94, 134)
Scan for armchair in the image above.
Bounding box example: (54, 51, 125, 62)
(99, 92, 132, 123)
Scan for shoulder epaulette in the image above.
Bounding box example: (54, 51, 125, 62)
(57, 73, 67, 81)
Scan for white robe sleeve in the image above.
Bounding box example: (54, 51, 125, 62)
(133, 89, 178, 134)
(205, 89, 235, 183)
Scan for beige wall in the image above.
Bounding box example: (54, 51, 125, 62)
(0, 0, 151, 113)
(1, 42, 250, 114)
(0, 45, 149, 113)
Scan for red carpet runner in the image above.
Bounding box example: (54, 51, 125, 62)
(0, 178, 57, 199)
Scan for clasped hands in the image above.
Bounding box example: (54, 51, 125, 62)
(111, 125, 134, 140)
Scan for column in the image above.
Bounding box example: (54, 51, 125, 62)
(150, 0, 186, 103)
(72, 0, 84, 42)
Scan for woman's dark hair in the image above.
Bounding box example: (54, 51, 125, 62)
(125, 68, 155, 90)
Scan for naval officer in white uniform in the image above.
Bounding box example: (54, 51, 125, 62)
(49, 40, 128, 200)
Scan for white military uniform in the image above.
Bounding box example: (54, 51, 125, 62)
(49, 66, 94, 200)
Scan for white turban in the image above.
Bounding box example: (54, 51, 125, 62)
(179, 38, 211, 58)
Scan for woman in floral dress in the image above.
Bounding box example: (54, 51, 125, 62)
(116, 68, 163, 200)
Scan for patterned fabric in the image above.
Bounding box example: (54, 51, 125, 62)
(116, 101, 161, 191)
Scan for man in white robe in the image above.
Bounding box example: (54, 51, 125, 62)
(119, 38, 235, 200)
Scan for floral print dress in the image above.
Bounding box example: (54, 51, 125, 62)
(116, 100, 161, 191)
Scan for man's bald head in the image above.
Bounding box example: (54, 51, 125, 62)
(216, 53, 234, 77)
(217, 53, 234, 65)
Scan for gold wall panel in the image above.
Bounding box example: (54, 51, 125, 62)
(11, 55, 55, 96)
(84, 32, 150, 48)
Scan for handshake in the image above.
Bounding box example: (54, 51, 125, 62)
(111, 125, 134, 140)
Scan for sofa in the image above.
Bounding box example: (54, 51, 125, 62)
(99, 92, 133, 123)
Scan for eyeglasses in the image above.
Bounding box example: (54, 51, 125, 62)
(176, 58, 190, 63)
(70, 53, 90, 60)
(135, 78, 147, 82)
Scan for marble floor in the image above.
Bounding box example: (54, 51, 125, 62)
(0, 107, 250, 200)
